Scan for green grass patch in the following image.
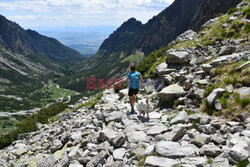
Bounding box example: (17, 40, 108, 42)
(243, 8, 250, 19)
(0, 103, 67, 149)
(80, 91, 103, 109)
(227, 8, 237, 15)
(235, 159, 249, 167)
(207, 158, 213, 164)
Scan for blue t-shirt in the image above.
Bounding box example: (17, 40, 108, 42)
(127, 71, 141, 89)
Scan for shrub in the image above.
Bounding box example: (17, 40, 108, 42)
(243, 8, 250, 19)
(207, 158, 213, 164)
(235, 159, 249, 167)
(227, 8, 237, 15)
(0, 103, 67, 149)
(245, 22, 250, 33)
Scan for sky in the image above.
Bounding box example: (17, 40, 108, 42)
(0, 0, 175, 29)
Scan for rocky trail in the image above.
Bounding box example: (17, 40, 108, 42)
(0, 1, 250, 167)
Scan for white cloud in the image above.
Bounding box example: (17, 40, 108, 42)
(1, 0, 174, 26)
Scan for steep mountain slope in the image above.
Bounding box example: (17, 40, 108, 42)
(0, 15, 83, 63)
(59, 0, 242, 92)
(0, 15, 84, 113)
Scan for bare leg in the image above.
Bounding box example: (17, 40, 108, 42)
(132, 94, 136, 110)
(129, 96, 133, 110)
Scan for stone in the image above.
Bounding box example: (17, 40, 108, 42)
(103, 162, 125, 167)
(218, 46, 235, 56)
(211, 52, 246, 67)
(201, 18, 219, 29)
(68, 146, 80, 160)
(111, 135, 126, 148)
(145, 156, 180, 167)
(188, 114, 202, 123)
(191, 133, 210, 147)
(99, 128, 118, 143)
(13, 143, 28, 157)
(228, 141, 249, 163)
(175, 30, 197, 42)
(113, 148, 125, 160)
(199, 145, 222, 157)
(220, 124, 230, 134)
(198, 125, 216, 134)
(149, 112, 162, 119)
(155, 62, 168, 75)
(70, 132, 83, 141)
(222, 23, 228, 28)
(104, 111, 123, 123)
(236, 87, 250, 97)
(170, 111, 188, 125)
(158, 84, 185, 102)
(166, 51, 191, 64)
(126, 130, 150, 143)
(181, 157, 207, 167)
(147, 125, 168, 136)
(226, 84, 233, 94)
(102, 103, 115, 111)
(211, 134, 226, 145)
(229, 16, 237, 22)
(206, 88, 226, 106)
(161, 126, 185, 141)
(145, 145, 155, 155)
(201, 64, 213, 73)
(86, 151, 108, 167)
(119, 89, 128, 99)
(214, 99, 222, 110)
(37, 155, 56, 167)
(211, 157, 229, 167)
(162, 74, 173, 85)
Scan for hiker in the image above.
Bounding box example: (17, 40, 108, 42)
(127, 64, 143, 114)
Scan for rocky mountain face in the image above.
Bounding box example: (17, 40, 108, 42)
(64, 0, 242, 92)
(0, 1, 249, 166)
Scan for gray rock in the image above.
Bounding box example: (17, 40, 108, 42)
(119, 89, 128, 99)
(214, 99, 222, 111)
(170, 111, 188, 125)
(189, 114, 202, 123)
(111, 135, 126, 148)
(222, 23, 228, 28)
(194, 88, 205, 99)
(175, 30, 197, 42)
(220, 124, 230, 134)
(206, 88, 226, 106)
(166, 51, 191, 64)
(145, 156, 180, 167)
(211, 52, 246, 67)
(86, 151, 108, 167)
(191, 133, 210, 147)
(99, 129, 118, 143)
(68, 145, 80, 160)
(228, 140, 250, 163)
(181, 157, 207, 166)
(229, 16, 237, 22)
(200, 145, 222, 157)
(37, 155, 56, 167)
(198, 125, 216, 134)
(113, 148, 125, 160)
(161, 126, 185, 141)
(218, 46, 235, 56)
(158, 84, 185, 102)
(104, 111, 123, 123)
(147, 125, 168, 136)
(236, 87, 250, 97)
(226, 84, 233, 94)
(162, 74, 173, 85)
(201, 64, 213, 73)
(201, 18, 219, 29)
(103, 162, 125, 167)
(211, 157, 229, 167)
(155, 141, 195, 158)
(126, 130, 150, 143)
(211, 134, 226, 145)
(145, 145, 155, 155)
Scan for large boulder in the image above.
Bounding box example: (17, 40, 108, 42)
(126, 130, 150, 143)
(199, 144, 222, 157)
(206, 88, 226, 106)
(158, 84, 185, 102)
(175, 30, 197, 42)
(211, 52, 246, 67)
(145, 156, 180, 167)
(147, 125, 168, 136)
(166, 51, 191, 64)
(218, 46, 236, 56)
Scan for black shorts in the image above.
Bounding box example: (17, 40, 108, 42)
(128, 88, 139, 96)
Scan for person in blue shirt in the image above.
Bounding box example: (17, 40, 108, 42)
(127, 64, 143, 114)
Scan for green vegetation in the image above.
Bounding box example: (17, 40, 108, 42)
(137, 45, 173, 77)
(137, 155, 147, 167)
(235, 159, 249, 167)
(207, 158, 213, 164)
(0, 103, 67, 149)
(201, 61, 250, 117)
(227, 8, 237, 15)
(243, 8, 250, 19)
(79, 91, 103, 109)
